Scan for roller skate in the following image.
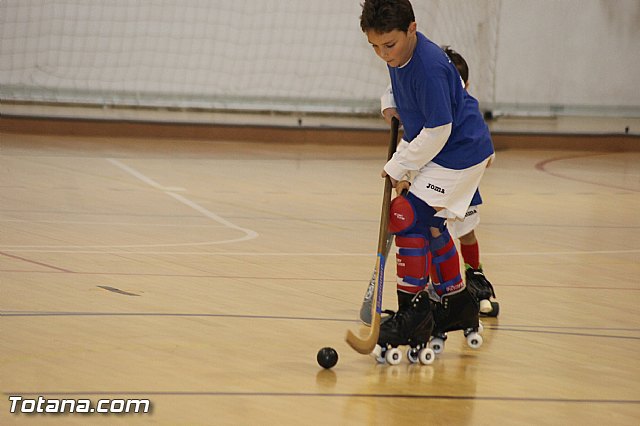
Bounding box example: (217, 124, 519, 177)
(372, 291, 436, 365)
(429, 285, 483, 354)
(465, 265, 499, 317)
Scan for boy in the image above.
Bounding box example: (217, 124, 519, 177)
(442, 46, 499, 316)
(360, 0, 495, 353)
(381, 46, 499, 317)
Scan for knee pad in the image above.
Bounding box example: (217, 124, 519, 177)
(389, 195, 416, 235)
(429, 228, 463, 294)
(395, 234, 430, 294)
(389, 192, 446, 235)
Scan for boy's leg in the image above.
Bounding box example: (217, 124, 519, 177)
(459, 231, 480, 269)
(376, 194, 434, 355)
(393, 159, 491, 351)
(388, 193, 432, 307)
(428, 224, 482, 351)
(456, 205, 500, 317)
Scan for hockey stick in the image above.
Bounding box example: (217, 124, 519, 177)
(345, 117, 399, 354)
(358, 233, 393, 326)
(358, 185, 408, 326)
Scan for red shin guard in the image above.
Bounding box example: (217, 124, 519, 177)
(395, 235, 430, 296)
(429, 231, 463, 295)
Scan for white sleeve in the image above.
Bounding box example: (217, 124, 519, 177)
(383, 123, 452, 181)
(380, 84, 396, 115)
(394, 139, 416, 182)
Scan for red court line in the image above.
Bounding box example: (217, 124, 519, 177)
(534, 152, 640, 192)
(0, 251, 74, 273)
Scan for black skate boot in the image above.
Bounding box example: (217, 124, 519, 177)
(429, 285, 483, 354)
(373, 291, 435, 365)
(465, 266, 499, 317)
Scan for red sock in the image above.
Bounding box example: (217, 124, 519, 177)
(460, 241, 480, 269)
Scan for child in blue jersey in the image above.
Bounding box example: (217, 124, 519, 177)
(442, 46, 499, 316)
(360, 0, 495, 353)
(381, 46, 499, 317)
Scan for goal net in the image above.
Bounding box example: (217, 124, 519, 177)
(0, 0, 500, 114)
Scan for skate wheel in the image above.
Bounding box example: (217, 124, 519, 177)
(478, 320, 484, 333)
(418, 347, 435, 365)
(407, 347, 419, 364)
(488, 301, 500, 317)
(385, 348, 402, 365)
(479, 299, 492, 314)
(429, 337, 445, 354)
(466, 332, 483, 349)
(479, 301, 500, 317)
(371, 345, 386, 364)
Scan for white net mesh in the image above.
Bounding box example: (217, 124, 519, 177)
(414, 0, 501, 107)
(0, 0, 500, 114)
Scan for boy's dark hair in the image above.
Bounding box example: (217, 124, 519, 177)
(442, 46, 469, 84)
(360, 0, 415, 33)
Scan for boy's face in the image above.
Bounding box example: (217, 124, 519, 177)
(366, 22, 417, 68)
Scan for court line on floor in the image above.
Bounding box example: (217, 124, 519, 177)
(0, 251, 74, 273)
(3, 390, 639, 404)
(0, 160, 259, 249)
(105, 158, 186, 192)
(535, 152, 640, 193)
(1, 311, 638, 339)
(1, 248, 639, 255)
(1, 269, 638, 292)
(108, 158, 258, 245)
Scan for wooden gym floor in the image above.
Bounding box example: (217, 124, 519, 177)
(1, 118, 639, 425)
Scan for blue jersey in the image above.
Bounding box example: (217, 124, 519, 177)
(388, 32, 494, 170)
(471, 188, 482, 206)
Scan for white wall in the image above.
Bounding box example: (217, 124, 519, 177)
(494, 0, 640, 112)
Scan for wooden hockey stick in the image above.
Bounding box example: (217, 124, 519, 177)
(358, 232, 393, 326)
(358, 185, 408, 326)
(345, 117, 399, 354)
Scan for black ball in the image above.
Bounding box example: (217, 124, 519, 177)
(317, 347, 338, 369)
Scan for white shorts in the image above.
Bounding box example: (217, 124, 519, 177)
(409, 154, 493, 220)
(448, 204, 480, 239)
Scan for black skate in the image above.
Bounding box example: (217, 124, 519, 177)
(429, 286, 483, 354)
(372, 291, 435, 365)
(465, 266, 499, 317)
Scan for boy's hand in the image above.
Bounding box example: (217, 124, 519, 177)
(382, 108, 401, 126)
(381, 170, 410, 195)
(381, 170, 399, 188)
(394, 180, 411, 196)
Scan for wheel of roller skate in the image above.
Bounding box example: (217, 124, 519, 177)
(479, 299, 492, 314)
(407, 347, 420, 364)
(418, 347, 435, 365)
(371, 345, 386, 364)
(466, 332, 483, 349)
(385, 348, 402, 365)
(488, 301, 500, 317)
(429, 337, 445, 354)
(478, 320, 484, 333)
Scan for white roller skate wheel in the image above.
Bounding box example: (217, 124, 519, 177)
(371, 345, 386, 364)
(478, 320, 484, 333)
(419, 348, 435, 365)
(479, 299, 492, 314)
(385, 348, 402, 365)
(429, 337, 445, 354)
(466, 332, 483, 349)
(407, 348, 419, 364)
